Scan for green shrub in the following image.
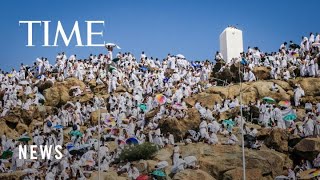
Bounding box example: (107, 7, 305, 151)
(119, 143, 158, 161)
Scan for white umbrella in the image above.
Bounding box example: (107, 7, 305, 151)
(19, 80, 29, 85)
(176, 54, 185, 59)
(312, 42, 320, 47)
(105, 43, 121, 49)
(274, 175, 289, 180)
(184, 156, 197, 166)
(188, 130, 197, 137)
(70, 86, 80, 90)
(36, 58, 42, 63)
(36, 93, 45, 100)
(156, 161, 169, 169)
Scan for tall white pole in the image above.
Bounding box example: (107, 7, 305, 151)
(239, 63, 246, 180)
(98, 108, 101, 180)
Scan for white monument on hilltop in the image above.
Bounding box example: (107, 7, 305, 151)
(219, 27, 243, 63)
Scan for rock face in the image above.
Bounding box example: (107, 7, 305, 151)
(253, 67, 271, 80)
(152, 143, 292, 180)
(289, 78, 320, 104)
(0, 171, 27, 180)
(264, 128, 289, 152)
(159, 108, 200, 141)
(205, 80, 292, 105)
(294, 138, 320, 161)
(173, 169, 216, 180)
(44, 85, 70, 106)
(44, 78, 86, 106)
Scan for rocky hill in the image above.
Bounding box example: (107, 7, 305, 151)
(1, 70, 320, 179)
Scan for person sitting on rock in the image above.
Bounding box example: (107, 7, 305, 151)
(171, 155, 186, 174)
(127, 164, 140, 180)
(208, 131, 219, 145)
(250, 140, 261, 150)
(270, 82, 280, 92)
(223, 132, 239, 145)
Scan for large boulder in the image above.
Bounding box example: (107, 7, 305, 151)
(2, 115, 20, 124)
(44, 78, 86, 106)
(172, 143, 291, 180)
(44, 85, 70, 106)
(0, 121, 19, 139)
(90, 109, 108, 125)
(205, 80, 291, 106)
(37, 80, 54, 93)
(0, 171, 27, 180)
(291, 78, 320, 96)
(16, 123, 29, 135)
(159, 108, 200, 141)
(173, 169, 216, 180)
(253, 66, 271, 80)
(294, 138, 320, 161)
(264, 128, 289, 152)
(185, 93, 222, 109)
(222, 168, 265, 180)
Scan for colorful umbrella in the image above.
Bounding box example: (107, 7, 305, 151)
(262, 97, 276, 103)
(299, 169, 320, 179)
(66, 143, 74, 150)
(155, 94, 166, 105)
(283, 114, 297, 121)
(118, 139, 126, 145)
(163, 77, 169, 83)
(222, 119, 235, 127)
(1, 150, 13, 159)
(69, 130, 83, 137)
(172, 103, 187, 110)
(18, 136, 31, 142)
(151, 170, 166, 177)
(105, 118, 116, 127)
(53, 125, 63, 129)
(140, 66, 148, 72)
(136, 175, 149, 180)
(278, 100, 291, 107)
(139, 104, 147, 112)
(126, 137, 139, 145)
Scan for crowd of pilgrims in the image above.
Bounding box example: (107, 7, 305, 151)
(0, 33, 319, 179)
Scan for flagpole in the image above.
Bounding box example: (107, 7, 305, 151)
(98, 108, 101, 180)
(239, 62, 246, 180)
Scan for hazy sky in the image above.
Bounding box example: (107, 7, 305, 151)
(0, 0, 319, 71)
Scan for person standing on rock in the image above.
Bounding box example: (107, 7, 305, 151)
(199, 119, 209, 140)
(303, 113, 315, 137)
(294, 84, 305, 107)
(172, 144, 180, 166)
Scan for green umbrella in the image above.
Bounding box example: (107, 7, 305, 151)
(69, 130, 83, 137)
(112, 58, 120, 63)
(109, 66, 116, 73)
(283, 114, 297, 121)
(139, 104, 147, 112)
(152, 170, 166, 177)
(262, 97, 276, 103)
(1, 150, 13, 159)
(18, 136, 31, 142)
(222, 119, 235, 127)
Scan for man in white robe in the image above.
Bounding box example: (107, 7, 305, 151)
(294, 85, 305, 107)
